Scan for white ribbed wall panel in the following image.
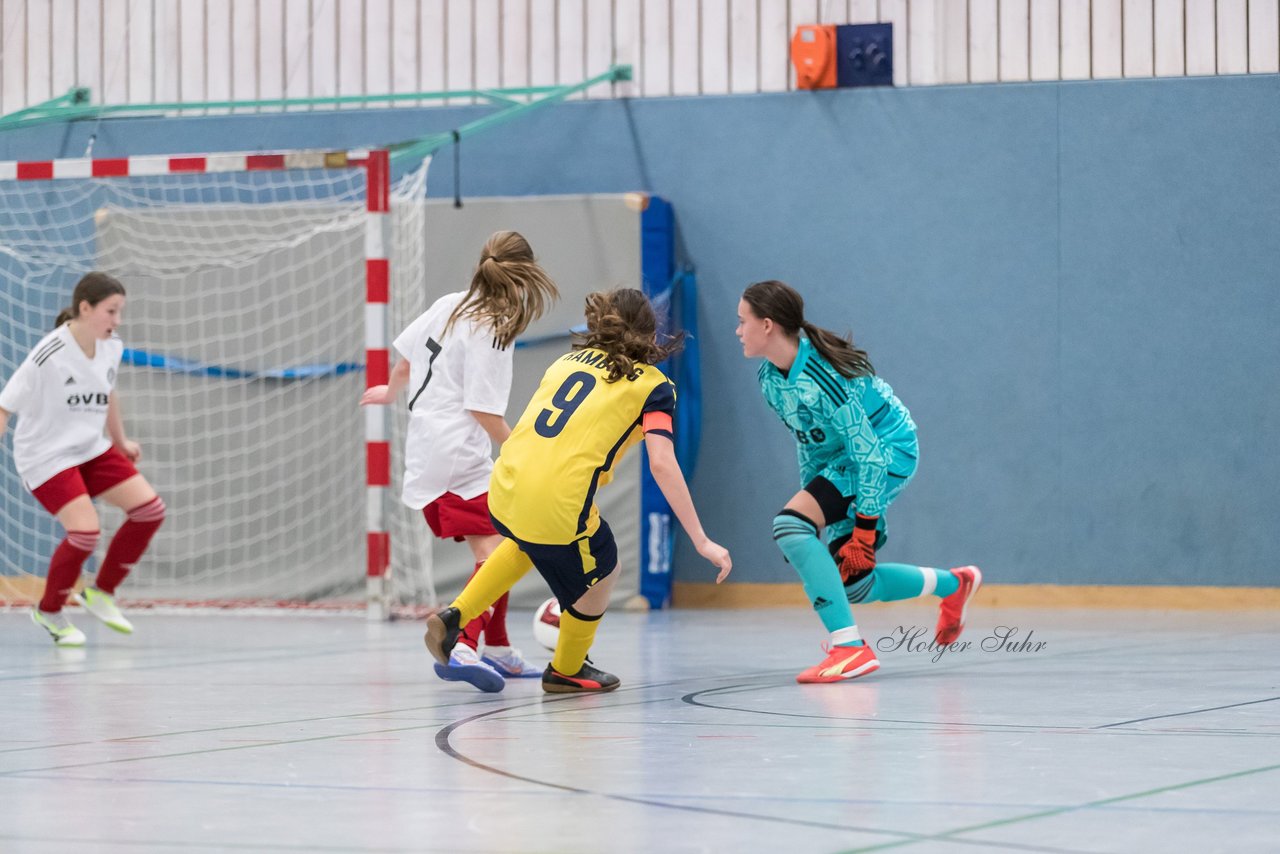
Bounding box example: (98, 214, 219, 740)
(1250, 0, 1280, 72)
(1124, 0, 1157, 76)
(1, 1, 1276, 115)
(1030, 1, 1062, 80)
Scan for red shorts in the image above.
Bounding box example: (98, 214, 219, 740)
(423, 492, 498, 542)
(31, 447, 140, 515)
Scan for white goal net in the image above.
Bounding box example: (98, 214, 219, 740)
(0, 153, 434, 614)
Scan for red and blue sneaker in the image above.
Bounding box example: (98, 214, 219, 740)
(433, 643, 504, 693)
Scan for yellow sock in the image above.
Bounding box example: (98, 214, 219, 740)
(452, 539, 533, 624)
(551, 607, 603, 675)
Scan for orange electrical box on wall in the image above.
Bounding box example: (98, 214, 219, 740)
(791, 25, 838, 89)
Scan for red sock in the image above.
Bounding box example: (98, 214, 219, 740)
(39, 530, 100, 612)
(458, 560, 489, 650)
(484, 592, 511, 647)
(96, 497, 165, 595)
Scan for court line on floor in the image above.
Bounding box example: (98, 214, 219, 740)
(0, 831, 505, 853)
(1092, 695, 1280, 729)
(0, 671, 792, 775)
(4, 658, 1260, 849)
(2, 671, 945, 848)
(830, 761, 1280, 854)
(456, 689, 1280, 741)
(680, 680, 1280, 738)
(432, 682, 1096, 854)
(0, 694, 504, 756)
(12, 769, 1277, 820)
(0, 637, 414, 683)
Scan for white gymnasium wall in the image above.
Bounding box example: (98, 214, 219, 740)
(2, 1, 1276, 116)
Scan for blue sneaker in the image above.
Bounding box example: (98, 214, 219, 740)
(433, 644, 504, 693)
(482, 645, 542, 678)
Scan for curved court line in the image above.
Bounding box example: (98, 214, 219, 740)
(832, 761, 1280, 854)
(680, 683, 1110, 735)
(681, 682, 1280, 738)
(0, 674, 769, 775)
(0, 703, 531, 777)
(431, 678, 1098, 854)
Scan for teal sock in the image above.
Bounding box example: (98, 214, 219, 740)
(846, 563, 960, 604)
(772, 512, 863, 646)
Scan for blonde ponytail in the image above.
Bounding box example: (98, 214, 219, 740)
(445, 231, 559, 349)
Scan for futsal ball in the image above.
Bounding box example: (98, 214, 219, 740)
(533, 597, 561, 651)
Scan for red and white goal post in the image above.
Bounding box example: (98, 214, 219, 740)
(0, 147, 434, 618)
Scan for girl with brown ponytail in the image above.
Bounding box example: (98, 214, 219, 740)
(737, 280, 980, 683)
(361, 231, 559, 692)
(425, 288, 731, 695)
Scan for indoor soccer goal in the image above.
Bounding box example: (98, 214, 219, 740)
(1, 151, 692, 617)
(0, 149, 432, 617)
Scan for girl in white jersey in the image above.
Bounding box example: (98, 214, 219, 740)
(361, 231, 559, 692)
(1, 273, 166, 646)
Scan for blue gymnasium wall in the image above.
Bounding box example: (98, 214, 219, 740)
(3, 74, 1277, 587)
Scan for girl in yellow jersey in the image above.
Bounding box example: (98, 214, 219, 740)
(426, 288, 732, 693)
(362, 231, 558, 693)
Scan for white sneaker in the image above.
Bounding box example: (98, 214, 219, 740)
(74, 587, 134, 634)
(482, 645, 542, 678)
(31, 608, 87, 647)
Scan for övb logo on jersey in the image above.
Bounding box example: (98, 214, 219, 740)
(67, 392, 109, 407)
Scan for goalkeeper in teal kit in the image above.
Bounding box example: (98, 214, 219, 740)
(737, 280, 981, 683)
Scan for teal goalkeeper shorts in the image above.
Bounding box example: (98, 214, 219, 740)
(818, 453, 917, 546)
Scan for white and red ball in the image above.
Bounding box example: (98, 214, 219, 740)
(533, 597, 560, 651)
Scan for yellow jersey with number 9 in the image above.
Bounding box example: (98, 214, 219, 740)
(489, 347, 676, 544)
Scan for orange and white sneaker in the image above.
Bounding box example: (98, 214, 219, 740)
(935, 565, 982, 645)
(796, 643, 880, 684)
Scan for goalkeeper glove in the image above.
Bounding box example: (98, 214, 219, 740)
(836, 514, 879, 583)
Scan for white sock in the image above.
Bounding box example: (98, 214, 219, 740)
(830, 626, 864, 647)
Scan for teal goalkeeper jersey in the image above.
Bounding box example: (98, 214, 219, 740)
(757, 337, 919, 518)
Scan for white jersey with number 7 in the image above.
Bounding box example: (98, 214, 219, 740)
(391, 291, 513, 510)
